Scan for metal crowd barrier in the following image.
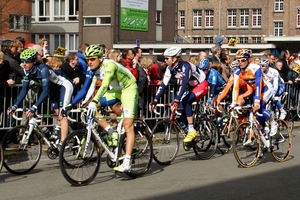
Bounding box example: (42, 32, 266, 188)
(0, 83, 299, 131)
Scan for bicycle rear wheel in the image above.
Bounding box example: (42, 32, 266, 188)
(118, 119, 153, 178)
(232, 122, 260, 168)
(59, 130, 101, 186)
(151, 119, 179, 165)
(0, 143, 3, 172)
(2, 125, 42, 175)
(270, 119, 292, 162)
(193, 117, 218, 160)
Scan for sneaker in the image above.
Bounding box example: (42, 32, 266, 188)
(183, 130, 198, 143)
(114, 163, 131, 173)
(269, 120, 278, 136)
(279, 110, 287, 120)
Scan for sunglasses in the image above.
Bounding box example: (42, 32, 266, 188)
(87, 57, 97, 62)
(237, 58, 248, 63)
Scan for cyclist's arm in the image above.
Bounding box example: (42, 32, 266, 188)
(13, 76, 30, 107)
(81, 75, 97, 104)
(154, 67, 172, 101)
(217, 75, 234, 104)
(33, 66, 50, 108)
(254, 68, 262, 104)
(273, 71, 279, 93)
(232, 67, 241, 104)
(174, 64, 190, 101)
(72, 70, 95, 104)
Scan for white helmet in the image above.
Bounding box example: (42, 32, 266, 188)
(164, 46, 182, 57)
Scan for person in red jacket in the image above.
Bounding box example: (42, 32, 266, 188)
(120, 48, 139, 80)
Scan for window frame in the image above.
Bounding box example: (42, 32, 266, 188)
(9, 14, 31, 32)
(227, 9, 236, 27)
(205, 10, 214, 27)
(193, 37, 201, 44)
(179, 10, 185, 28)
(240, 9, 249, 27)
(239, 37, 248, 44)
(83, 16, 111, 26)
(204, 36, 213, 44)
(297, 8, 300, 27)
(274, 0, 284, 12)
(274, 21, 283, 36)
(252, 9, 262, 27)
(193, 10, 202, 28)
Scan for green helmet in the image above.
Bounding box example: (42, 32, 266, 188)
(84, 44, 103, 58)
(20, 48, 38, 62)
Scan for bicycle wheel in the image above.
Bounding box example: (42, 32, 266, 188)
(218, 115, 238, 153)
(151, 119, 179, 165)
(270, 119, 292, 162)
(193, 117, 218, 160)
(118, 119, 153, 178)
(232, 122, 260, 168)
(284, 110, 294, 133)
(0, 143, 3, 172)
(2, 125, 42, 175)
(59, 130, 101, 186)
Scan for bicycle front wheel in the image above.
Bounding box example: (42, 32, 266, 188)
(2, 125, 42, 175)
(232, 122, 260, 168)
(118, 119, 153, 178)
(151, 119, 179, 165)
(59, 130, 101, 186)
(193, 117, 218, 160)
(0, 143, 3, 172)
(270, 119, 292, 162)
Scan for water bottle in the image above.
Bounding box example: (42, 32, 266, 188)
(41, 127, 51, 138)
(111, 132, 119, 147)
(264, 126, 270, 140)
(51, 125, 60, 140)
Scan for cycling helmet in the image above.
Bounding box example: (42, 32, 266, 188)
(198, 58, 210, 70)
(258, 58, 269, 67)
(230, 59, 239, 70)
(235, 48, 252, 59)
(164, 46, 182, 57)
(84, 44, 103, 58)
(20, 48, 37, 62)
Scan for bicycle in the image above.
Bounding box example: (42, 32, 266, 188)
(59, 109, 153, 186)
(151, 103, 217, 165)
(1, 108, 66, 175)
(232, 105, 292, 168)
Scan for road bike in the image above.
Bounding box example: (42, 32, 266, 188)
(232, 105, 292, 168)
(1, 108, 82, 175)
(59, 109, 153, 186)
(151, 103, 217, 165)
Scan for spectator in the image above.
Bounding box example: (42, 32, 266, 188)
(120, 48, 138, 80)
(2, 39, 23, 83)
(267, 53, 276, 68)
(279, 49, 290, 79)
(198, 51, 207, 61)
(77, 43, 89, 74)
(252, 57, 260, 65)
(15, 36, 25, 62)
(38, 38, 49, 57)
(133, 46, 143, 68)
(149, 55, 166, 90)
(287, 61, 300, 109)
(61, 52, 85, 95)
(215, 35, 224, 47)
(274, 60, 286, 82)
(189, 55, 199, 66)
(210, 45, 221, 62)
(108, 49, 122, 62)
(220, 53, 231, 82)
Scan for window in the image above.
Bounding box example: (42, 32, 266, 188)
(252, 9, 262, 27)
(156, 11, 162, 24)
(179, 11, 185, 28)
(205, 10, 214, 27)
(274, 21, 283, 36)
(54, 34, 66, 50)
(38, 0, 50, 21)
(227, 10, 236, 27)
(252, 37, 261, 43)
(204, 37, 213, 43)
(68, 34, 78, 51)
(239, 37, 248, 44)
(240, 9, 249, 27)
(9, 14, 31, 31)
(297, 8, 300, 27)
(193, 37, 201, 43)
(274, 0, 284, 12)
(193, 10, 202, 28)
(69, 0, 78, 20)
(54, 0, 65, 21)
(84, 16, 111, 25)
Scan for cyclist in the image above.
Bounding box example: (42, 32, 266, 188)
(7, 48, 73, 142)
(259, 58, 287, 119)
(198, 58, 226, 116)
(149, 46, 208, 144)
(231, 49, 277, 143)
(85, 46, 138, 173)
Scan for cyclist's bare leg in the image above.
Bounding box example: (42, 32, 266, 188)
(123, 118, 135, 155)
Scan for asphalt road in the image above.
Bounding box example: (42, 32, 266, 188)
(0, 127, 300, 200)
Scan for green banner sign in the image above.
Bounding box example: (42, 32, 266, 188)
(120, 0, 149, 31)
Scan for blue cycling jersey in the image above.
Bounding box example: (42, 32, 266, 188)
(206, 68, 226, 98)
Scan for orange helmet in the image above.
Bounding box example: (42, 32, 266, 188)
(235, 48, 252, 59)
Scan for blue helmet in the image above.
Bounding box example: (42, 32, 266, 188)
(198, 58, 210, 70)
(258, 58, 269, 67)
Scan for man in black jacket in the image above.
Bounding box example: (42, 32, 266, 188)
(61, 52, 85, 95)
